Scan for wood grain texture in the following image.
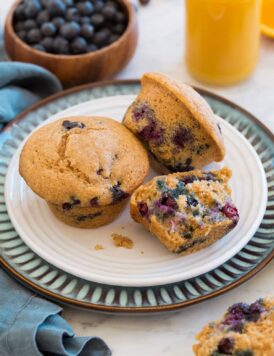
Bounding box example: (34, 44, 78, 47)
(4, 0, 138, 87)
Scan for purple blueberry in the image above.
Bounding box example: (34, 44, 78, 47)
(14, 4, 26, 21)
(221, 202, 239, 226)
(173, 126, 193, 148)
(70, 36, 88, 54)
(41, 22, 57, 37)
(60, 21, 81, 39)
(138, 202, 149, 218)
(23, 19, 37, 31)
(62, 120, 85, 129)
(102, 5, 116, 20)
(91, 14, 105, 28)
(154, 193, 178, 216)
(24, 0, 42, 19)
(41, 37, 54, 52)
(93, 29, 111, 46)
(111, 182, 129, 203)
(81, 24, 95, 38)
(26, 28, 42, 44)
(93, 0, 104, 12)
(246, 301, 265, 322)
(138, 121, 163, 142)
(52, 16, 66, 29)
(66, 8, 80, 22)
(53, 36, 70, 54)
(36, 10, 51, 26)
(217, 337, 234, 354)
(132, 103, 154, 121)
(90, 197, 99, 207)
(46, 0, 66, 17)
(76, 1, 94, 15)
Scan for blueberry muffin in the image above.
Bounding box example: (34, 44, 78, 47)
(123, 72, 225, 173)
(193, 297, 274, 356)
(130, 167, 239, 254)
(19, 116, 149, 228)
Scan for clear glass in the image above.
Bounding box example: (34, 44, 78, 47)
(185, 0, 261, 85)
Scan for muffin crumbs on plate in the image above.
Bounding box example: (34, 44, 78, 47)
(94, 244, 104, 250)
(112, 233, 134, 249)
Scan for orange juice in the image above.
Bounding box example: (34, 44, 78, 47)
(185, 0, 261, 85)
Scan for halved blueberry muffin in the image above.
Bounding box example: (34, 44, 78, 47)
(123, 72, 225, 173)
(130, 167, 239, 254)
(193, 297, 274, 356)
(19, 116, 149, 228)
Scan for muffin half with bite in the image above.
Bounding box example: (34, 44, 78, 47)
(130, 167, 239, 255)
(19, 116, 149, 228)
(123, 72, 225, 173)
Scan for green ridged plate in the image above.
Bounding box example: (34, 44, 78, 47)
(0, 80, 273, 312)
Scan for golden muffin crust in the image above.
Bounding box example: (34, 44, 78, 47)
(19, 116, 149, 207)
(193, 297, 274, 356)
(130, 167, 239, 255)
(123, 72, 225, 173)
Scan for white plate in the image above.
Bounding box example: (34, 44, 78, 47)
(5, 95, 267, 287)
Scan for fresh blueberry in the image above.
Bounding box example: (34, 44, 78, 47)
(17, 30, 27, 41)
(24, 0, 42, 19)
(221, 202, 239, 226)
(173, 126, 193, 148)
(115, 11, 126, 23)
(93, 0, 104, 12)
(87, 43, 98, 52)
(70, 36, 87, 54)
(111, 182, 129, 203)
(79, 16, 91, 24)
(93, 28, 111, 46)
(113, 23, 125, 35)
(64, 0, 74, 6)
(62, 120, 85, 129)
(14, 21, 25, 32)
(76, 1, 94, 15)
(26, 28, 42, 44)
(66, 8, 80, 22)
(105, 1, 118, 9)
(60, 21, 81, 39)
(102, 5, 116, 20)
(52, 36, 70, 54)
(90, 13, 105, 27)
(81, 24, 94, 38)
(217, 337, 234, 354)
(108, 34, 119, 44)
(41, 37, 54, 52)
(32, 44, 46, 52)
(23, 19, 37, 31)
(46, 0, 66, 17)
(52, 16, 66, 29)
(138, 202, 149, 218)
(41, 22, 57, 36)
(14, 4, 26, 21)
(36, 10, 51, 26)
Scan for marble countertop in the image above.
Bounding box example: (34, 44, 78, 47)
(1, 1, 273, 355)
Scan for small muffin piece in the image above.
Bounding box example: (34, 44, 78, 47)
(193, 297, 274, 356)
(123, 72, 225, 173)
(20, 116, 149, 228)
(130, 167, 239, 255)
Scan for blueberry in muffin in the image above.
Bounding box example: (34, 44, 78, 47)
(130, 167, 239, 254)
(123, 72, 225, 173)
(193, 297, 274, 356)
(19, 116, 149, 228)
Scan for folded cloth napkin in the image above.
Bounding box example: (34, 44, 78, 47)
(0, 61, 111, 356)
(0, 268, 111, 356)
(0, 61, 62, 130)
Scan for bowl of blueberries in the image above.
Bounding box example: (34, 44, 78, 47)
(4, 0, 138, 87)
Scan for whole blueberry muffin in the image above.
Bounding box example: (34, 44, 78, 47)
(19, 116, 149, 228)
(123, 72, 225, 173)
(193, 297, 274, 356)
(130, 167, 239, 254)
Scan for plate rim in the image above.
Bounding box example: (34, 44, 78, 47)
(3, 96, 268, 286)
(0, 79, 273, 312)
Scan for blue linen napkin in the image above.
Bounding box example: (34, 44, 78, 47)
(0, 268, 111, 356)
(0, 61, 111, 356)
(0, 61, 62, 130)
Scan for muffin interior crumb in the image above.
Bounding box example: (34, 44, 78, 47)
(112, 233, 134, 249)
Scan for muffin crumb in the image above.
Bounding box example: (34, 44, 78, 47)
(112, 234, 134, 249)
(94, 244, 104, 251)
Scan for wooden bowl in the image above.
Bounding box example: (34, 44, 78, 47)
(4, 0, 138, 88)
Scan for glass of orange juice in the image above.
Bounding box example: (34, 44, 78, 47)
(185, 0, 261, 85)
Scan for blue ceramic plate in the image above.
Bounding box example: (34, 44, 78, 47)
(0, 80, 273, 312)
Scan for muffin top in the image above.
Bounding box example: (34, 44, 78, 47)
(19, 116, 149, 207)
